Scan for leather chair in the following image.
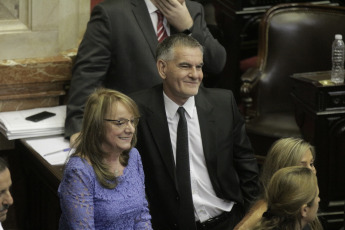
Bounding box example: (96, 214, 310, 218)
(240, 3, 345, 158)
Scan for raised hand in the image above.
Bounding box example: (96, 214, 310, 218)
(151, 0, 193, 32)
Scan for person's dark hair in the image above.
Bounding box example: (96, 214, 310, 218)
(156, 33, 204, 61)
(72, 88, 140, 189)
(0, 157, 8, 173)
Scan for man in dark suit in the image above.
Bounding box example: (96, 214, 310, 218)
(130, 34, 259, 230)
(65, 0, 226, 142)
(0, 158, 14, 229)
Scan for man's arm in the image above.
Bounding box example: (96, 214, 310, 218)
(230, 93, 260, 210)
(65, 4, 112, 138)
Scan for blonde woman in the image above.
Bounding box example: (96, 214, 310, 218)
(253, 166, 321, 230)
(235, 137, 321, 230)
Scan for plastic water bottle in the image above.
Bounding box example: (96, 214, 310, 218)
(331, 34, 345, 84)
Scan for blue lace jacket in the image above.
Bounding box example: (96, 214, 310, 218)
(58, 148, 152, 229)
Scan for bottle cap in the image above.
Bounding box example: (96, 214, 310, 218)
(335, 34, 343, 40)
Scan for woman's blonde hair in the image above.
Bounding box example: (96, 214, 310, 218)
(260, 137, 315, 195)
(72, 88, 140, 189)
(253, 166, 320, 230)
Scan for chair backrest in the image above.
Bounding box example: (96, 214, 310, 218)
(256, 3, 345, 115)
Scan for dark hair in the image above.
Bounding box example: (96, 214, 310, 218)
(0, 157, 8, 173)
(156, 33, 204, 61)
(72, 88, 140, 189)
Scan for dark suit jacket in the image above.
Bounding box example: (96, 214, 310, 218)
(65, 0, 226, 138)
(130, 85, 259, 230)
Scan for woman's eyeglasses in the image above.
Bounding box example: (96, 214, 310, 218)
(104, 118, 139, 129)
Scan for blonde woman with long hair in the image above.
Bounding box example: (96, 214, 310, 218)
(253, 166, 321, 230)
(58, 88, 152, 229)
(235, 137, 322, 230)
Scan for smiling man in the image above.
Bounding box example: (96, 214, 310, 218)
(65, 0, 226, 145)
(130, 34, 259, 230)
(0, 158, 13, 230)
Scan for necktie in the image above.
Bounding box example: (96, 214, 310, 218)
(156, 10, 168, 43)
(176, 107, 196, 229)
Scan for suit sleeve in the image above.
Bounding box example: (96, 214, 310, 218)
(188, 2, 226, 74)
(65, 5, 112, 138)
(230, 93, 259, 210)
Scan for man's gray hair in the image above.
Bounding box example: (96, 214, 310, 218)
(156, 33, 204, 61)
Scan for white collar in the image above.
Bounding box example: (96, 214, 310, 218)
(144, 0, 158, 14)
(163, 92, 195, 119)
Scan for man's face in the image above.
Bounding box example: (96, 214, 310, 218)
(0, 168, 13, 222)
(160, 46, 203, 105)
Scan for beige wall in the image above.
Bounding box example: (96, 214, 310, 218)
(0, 0, 90, 60)
(0, 0, 19, 18)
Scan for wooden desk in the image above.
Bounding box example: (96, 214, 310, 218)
(16, 139, 63, 229)
(0, 54, 73, 228)
(291, 71, 345, 229)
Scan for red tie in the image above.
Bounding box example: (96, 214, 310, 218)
(156, 10, 168, 43)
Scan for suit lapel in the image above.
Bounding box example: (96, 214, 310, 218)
(145, 86, 176, 183)
(131, 0, 158, 58)
(195, 90, 218, 182)
(143, 87, 220, 191)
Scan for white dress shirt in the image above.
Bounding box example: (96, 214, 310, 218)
(0, 222, 3, 230)
(144, 0, 171, 36)
(163, 93, 234, 223)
